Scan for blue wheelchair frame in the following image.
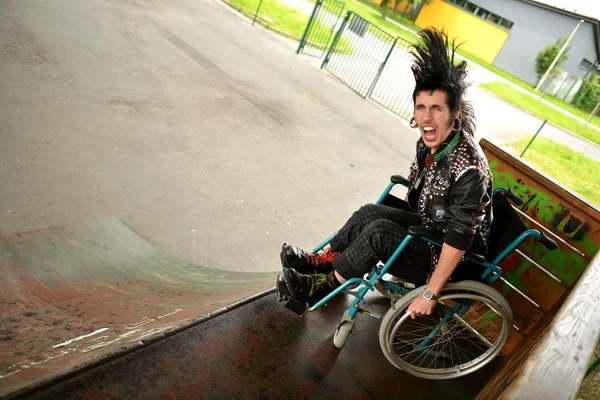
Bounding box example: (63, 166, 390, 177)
(305, 180, 549, 326)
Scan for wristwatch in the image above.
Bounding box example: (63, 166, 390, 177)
(423, 289, 439, 301)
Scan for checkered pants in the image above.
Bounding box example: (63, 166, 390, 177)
(329, 203, 432, 285)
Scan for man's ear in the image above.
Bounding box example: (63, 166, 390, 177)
(453, 109, 461, 120)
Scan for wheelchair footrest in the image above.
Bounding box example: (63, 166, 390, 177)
(276, 275, 308, 315)
(278, 293, 307, 315)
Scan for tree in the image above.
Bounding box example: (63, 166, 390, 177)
(397, 0, 428, 19)
(382, 0, 427, 21)
(380, 0, 392, 19)
(573, 71, 600, 112)
(535, 38, 571, 82)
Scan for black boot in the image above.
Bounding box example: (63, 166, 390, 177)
(280, 243, 338, 275)
(282, 268, 341, 305)
(276, 274, 309, 315)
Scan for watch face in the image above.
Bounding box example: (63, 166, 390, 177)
(424, 289, 433, 300)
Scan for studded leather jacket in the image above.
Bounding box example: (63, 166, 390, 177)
(407, 132, 493, 255)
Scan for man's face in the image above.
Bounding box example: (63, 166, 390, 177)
(414, 90, 457, 153)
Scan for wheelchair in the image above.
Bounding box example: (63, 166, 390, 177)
(278, 175, 558, 380)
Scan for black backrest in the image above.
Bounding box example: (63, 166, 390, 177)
(486, 192, 529, 262)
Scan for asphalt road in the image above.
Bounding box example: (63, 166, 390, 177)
(0, 0, 419, 273)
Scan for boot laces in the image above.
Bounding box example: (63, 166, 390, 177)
(307, 273, 329, 298)
(306, 248, 338, 266)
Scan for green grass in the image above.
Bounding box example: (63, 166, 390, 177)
(228, 0, 352, 53)
(313, 0, 419, 43)
(543, 95, 600, 130)
(510, 135, 600, 206)
(343, 0, 419, 43)
(578, 346, 600, 400)
(230, 0, 309, 34)
(480, 82, 600, 146)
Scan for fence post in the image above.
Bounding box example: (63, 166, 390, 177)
(252, 0, 263, 26)
(297, 0, 323, 54)
(321, 11, 351, 69)
(366, 37, 398, 98)
(520, 119, 547, 158)
(585, 102, 600, 126)
(586, 356, 600, 378)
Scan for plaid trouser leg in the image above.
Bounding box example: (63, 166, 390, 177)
(332, 218, 432, 284)
(329, 204, 422, 253)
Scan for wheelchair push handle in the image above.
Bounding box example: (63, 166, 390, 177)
(492, 187, 524, 205)
(505, 189, 524, 206)
(537, 231, 558, 251)
(390, 175, 410, 187)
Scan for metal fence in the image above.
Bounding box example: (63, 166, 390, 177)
(320, 12, 415, 120)
(322, 12, 396, 98)
(369, 38, 414, 120)
(297, 0, 345, 58)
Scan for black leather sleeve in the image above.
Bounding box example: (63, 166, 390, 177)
(407, 155, 419, 188)
(444, 168, 489, 251)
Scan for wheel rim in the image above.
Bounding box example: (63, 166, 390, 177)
(385, 293, 510, 379)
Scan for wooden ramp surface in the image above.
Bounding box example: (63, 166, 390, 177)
(0, 218, 500, 399)
(22, 292, 501, 400)
(0, 218, 275, 398)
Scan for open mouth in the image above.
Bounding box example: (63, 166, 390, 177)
(423, 126, 437, 142)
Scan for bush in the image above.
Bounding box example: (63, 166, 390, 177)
(535, 38, 569, 81)
(572, 73, 600, 112)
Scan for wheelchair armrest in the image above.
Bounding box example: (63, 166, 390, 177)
(391, 175, 410, 187)
(408, 226, 443, 243)
(407, 226, 486, 263)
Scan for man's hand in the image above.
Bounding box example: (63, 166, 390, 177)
(407, 294, 437, 319)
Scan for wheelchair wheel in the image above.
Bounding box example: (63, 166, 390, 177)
(379, 280, 512, 380)
(333, 309, 355, 349)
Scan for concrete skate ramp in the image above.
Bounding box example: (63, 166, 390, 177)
(0, 218, 276, 397)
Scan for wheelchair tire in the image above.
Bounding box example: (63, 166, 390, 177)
(333, 309, 355, 349)
(379, 280, 512, 380)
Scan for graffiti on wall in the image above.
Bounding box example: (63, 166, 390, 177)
(489, 160, 599, 290)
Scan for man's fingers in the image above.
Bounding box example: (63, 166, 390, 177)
(407, 308, 417, 320)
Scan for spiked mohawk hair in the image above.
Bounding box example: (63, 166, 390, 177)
(411, 28, 475, 137)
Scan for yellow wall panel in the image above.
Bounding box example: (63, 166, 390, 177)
(414, 0, 509, 64)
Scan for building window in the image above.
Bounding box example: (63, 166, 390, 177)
(500, 19, 514, 29)
(476, 8, 489, 19)
(465, 3, 477, 13)
(487, 13, 501, 24)
(579, 58, 593, 70)
(446, 0, 514, 30)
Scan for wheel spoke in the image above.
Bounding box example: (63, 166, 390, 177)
(381, 284, 512, 379)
